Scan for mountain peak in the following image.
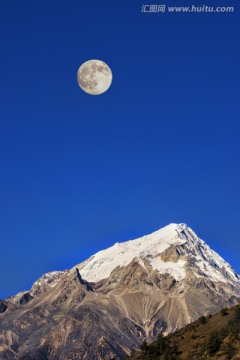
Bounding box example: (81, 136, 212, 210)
(1, 223, 240, 360)
(75, 223, 188, 283)
(74, 223, 239, 285)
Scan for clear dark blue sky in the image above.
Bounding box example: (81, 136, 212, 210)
(0, 0, 239, 298)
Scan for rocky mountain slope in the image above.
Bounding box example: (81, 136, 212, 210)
(129, 304, 240, 360)
(0, 223, 240, 359)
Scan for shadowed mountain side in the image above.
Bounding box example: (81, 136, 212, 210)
(129, 304, 240, 360)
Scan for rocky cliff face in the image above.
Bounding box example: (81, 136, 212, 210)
(0, 223, 240, 359)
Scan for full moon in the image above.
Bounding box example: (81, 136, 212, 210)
(77, 60, 112, 95)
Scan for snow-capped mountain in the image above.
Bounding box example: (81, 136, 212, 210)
(76, 223, 239, 285)
(0, 223, 240, 360)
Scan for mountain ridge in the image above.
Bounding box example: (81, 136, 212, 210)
(0, 223, 240, 359)
(75, 222, 240, 286)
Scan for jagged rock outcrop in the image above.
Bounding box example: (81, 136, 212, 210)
(0, 299, 7, 313)
(0, 223, 240, 359)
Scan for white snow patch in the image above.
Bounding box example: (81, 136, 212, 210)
(149, 257, 186, 281)
(77, 223, 186, 282)
(137, 257, 146, 269)
(194, 239, 240, 285)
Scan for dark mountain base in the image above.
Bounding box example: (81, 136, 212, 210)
(129, 304, 240, 360)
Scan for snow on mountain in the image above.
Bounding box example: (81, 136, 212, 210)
(1, 223, 240, 360)
(6, 271, 67, 305)
(181, 226, 239, 284)
(30, 270, 67, 295)
(7, 223, 239, 306)
(75, 223, 185, 282)
(76, 223, 240, 285)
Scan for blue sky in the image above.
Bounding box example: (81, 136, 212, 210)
(0, 0, 239, 298)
